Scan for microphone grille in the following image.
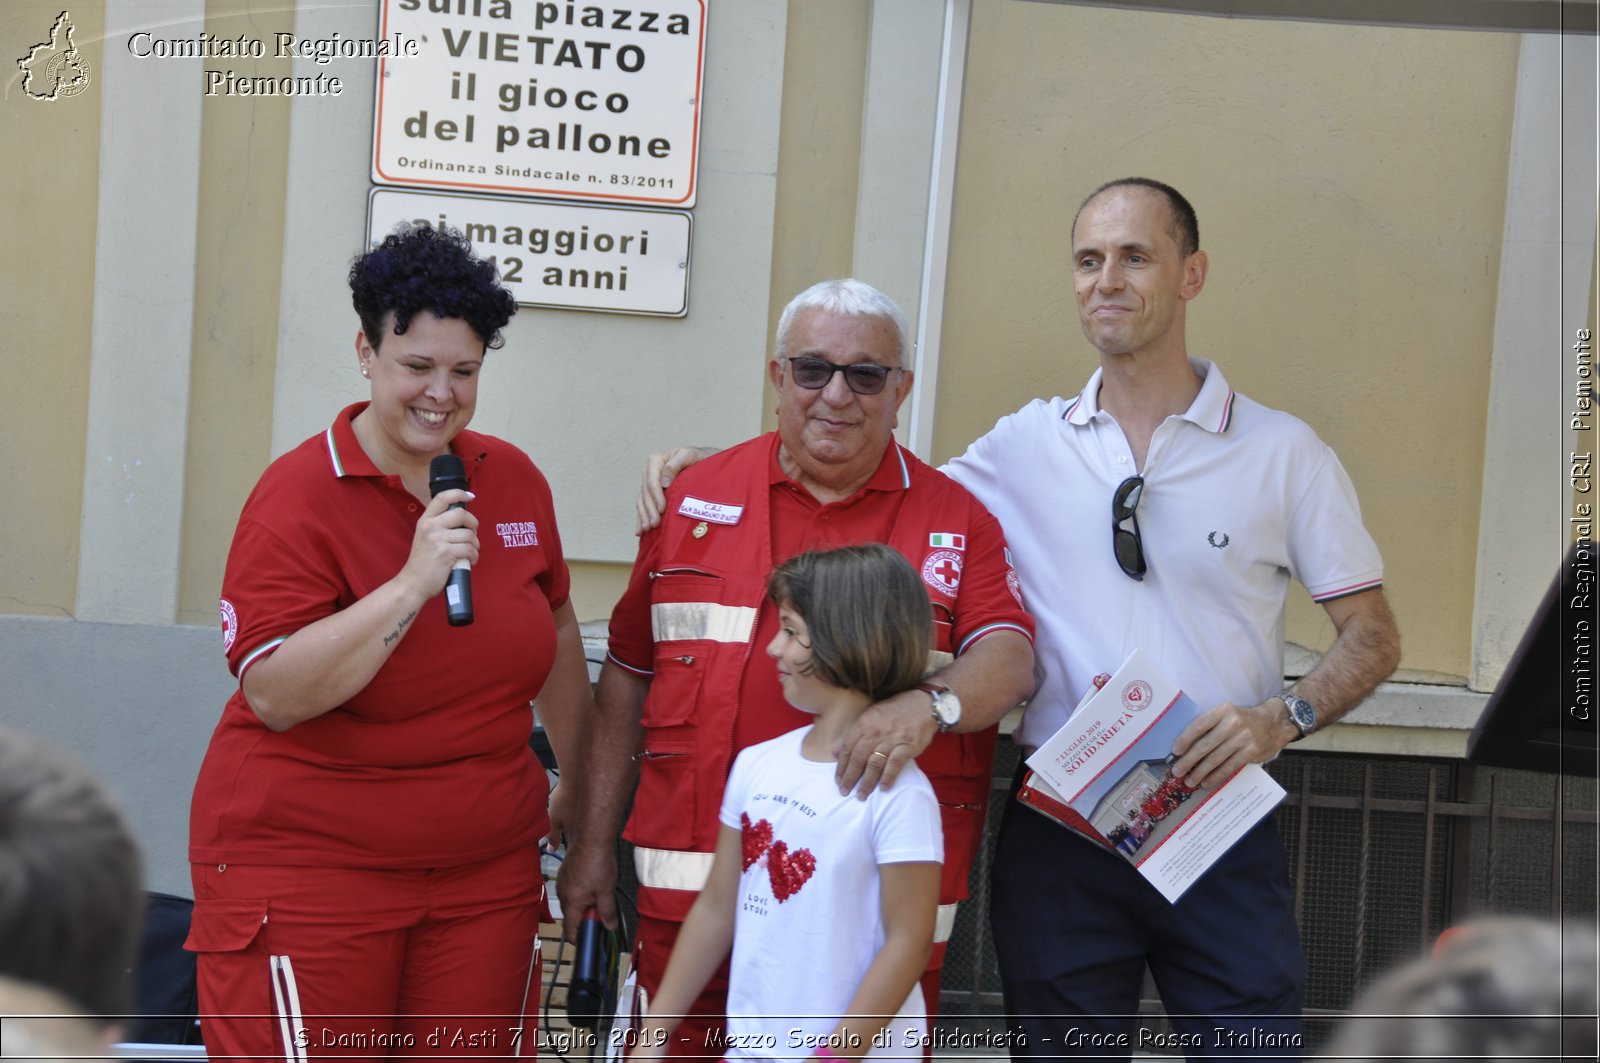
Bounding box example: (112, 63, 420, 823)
(428, 453, 468, 496)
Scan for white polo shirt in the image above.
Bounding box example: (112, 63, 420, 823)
(944, 359, 1383, 751)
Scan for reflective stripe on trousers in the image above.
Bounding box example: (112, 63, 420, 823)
(270, 955, 306, 1063)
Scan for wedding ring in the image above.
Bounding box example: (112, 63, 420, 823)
(869, 750, 888, 761)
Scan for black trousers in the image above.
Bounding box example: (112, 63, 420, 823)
(989, 768, 1304, 1062)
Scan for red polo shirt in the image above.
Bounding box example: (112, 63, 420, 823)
(190, 403, 568, 869)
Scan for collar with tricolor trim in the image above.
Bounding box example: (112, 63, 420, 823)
(321, 401, 491, 480)
(1061, 357, 1236, 434)
(765, 432, 913, 495)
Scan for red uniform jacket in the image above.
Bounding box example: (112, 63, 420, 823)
(609, 434, 1034, 926)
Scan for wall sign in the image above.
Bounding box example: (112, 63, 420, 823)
(372, 0, 707, 207)
(369, 187, 692, 316)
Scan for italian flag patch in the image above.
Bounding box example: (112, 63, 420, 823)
(929, 532, 966, 551)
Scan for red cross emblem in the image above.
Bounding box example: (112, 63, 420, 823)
(920, 549, 964, 596)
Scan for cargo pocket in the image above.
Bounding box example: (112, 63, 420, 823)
(635, 565, 736, 850)
(184, 898, 269, 955)
(633, 653, 705, 850)
(933, 799, 986, 903)
(647, 566, 731, 646)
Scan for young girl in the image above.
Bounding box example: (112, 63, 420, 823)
(635, 544, 943, 1062)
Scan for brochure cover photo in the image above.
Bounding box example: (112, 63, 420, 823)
(1020, 648, 1287, 902)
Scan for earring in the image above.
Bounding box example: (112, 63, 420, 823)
(361, 364, 371, 378)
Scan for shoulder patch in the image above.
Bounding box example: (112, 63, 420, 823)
(921, 550, 963, 597)
(219, 599, 238, 654)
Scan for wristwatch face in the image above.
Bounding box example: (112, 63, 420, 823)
(1283, 693, 1315, 737)
(930, 688, 961, 730)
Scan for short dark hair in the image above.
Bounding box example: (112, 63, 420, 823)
(766, 544, 931, 702)
(1073, 177, 1200, 258)
(0, 728, 144, 1020)
(349, 223, 517, 350)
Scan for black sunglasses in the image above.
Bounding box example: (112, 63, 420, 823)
(1112, 476, 1147, 581)
(785, 356, 900, 396)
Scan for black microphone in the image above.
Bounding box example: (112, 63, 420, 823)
(427, 454, 474, 627)
(568, 908, 615, 1028)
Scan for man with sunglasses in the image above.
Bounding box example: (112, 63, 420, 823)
(949, 178, 1401, 1058)
(560, 278, 1036, 1057)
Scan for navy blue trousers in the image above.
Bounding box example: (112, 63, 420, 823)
(989, 768, 1304, 1061)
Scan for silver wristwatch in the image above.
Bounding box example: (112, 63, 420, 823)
(918, 682, 962, 732)
(1278, 691, 1316, 741)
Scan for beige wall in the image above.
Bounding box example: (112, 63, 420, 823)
(568, 0, 878, 618)
(0, 0, 289, 625)
(939, 1, 1522, 681)
(1, 0, 104, 618)
(1, 0, 790, 629)
(568, 559, 632, 625)
(177, 0, 292, 625)
(761, 0, 874, 438)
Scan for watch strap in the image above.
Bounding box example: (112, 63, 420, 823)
(917, 682, 958, 732)
(1278, 691, 1316, 741)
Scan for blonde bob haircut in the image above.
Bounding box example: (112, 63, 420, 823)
(766, 544, 932, 702)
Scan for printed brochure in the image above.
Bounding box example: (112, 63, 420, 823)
(1020, 648, 1286, 902)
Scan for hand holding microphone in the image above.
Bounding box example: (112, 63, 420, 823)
(568, 907, 616, 1029)
(427, 454, 476, 626)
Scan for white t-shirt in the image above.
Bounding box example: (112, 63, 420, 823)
(718, 726, 943, 1061)
(945, 359, 1384, 750)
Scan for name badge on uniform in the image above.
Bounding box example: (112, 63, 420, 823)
(678, 496, 744, 525)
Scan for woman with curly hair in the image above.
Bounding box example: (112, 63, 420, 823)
(187, 224, 589, 1059)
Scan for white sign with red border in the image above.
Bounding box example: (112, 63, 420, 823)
(368, 187, 691, 316)
(372, 0, 706, 207)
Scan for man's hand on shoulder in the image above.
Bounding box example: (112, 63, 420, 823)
(834, 689, 939, 799)
(1169, 699, 1296, 790)
(637, 446, 719, 534)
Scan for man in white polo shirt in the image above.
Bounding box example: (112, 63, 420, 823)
(947, 177, 1401, 1059)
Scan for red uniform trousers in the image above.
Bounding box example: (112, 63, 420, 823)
(188, 847, 543, 1062)
(632, 913, 945, 1060)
